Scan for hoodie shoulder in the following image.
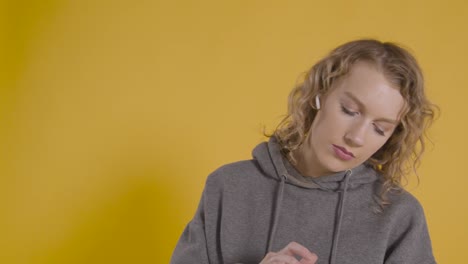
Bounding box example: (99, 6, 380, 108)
(205, 159, 265, 188)
(387, 189, 425, 214)
(384, 189, 435, 263)
(384, 188, 430, 233)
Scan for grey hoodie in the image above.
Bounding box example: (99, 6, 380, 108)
(171, 137, 436, 264)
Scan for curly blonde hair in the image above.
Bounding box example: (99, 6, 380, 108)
(273, 39, 436, 205)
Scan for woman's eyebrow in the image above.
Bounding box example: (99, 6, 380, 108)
(343, 91, 398, 125)
(343, 91, 365, 109)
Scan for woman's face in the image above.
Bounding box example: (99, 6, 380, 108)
(300, 61, 405, 176)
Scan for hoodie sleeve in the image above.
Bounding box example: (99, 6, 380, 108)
(171, 168, 229, 264)
(384, 197, 436, 264)
(170, 190, 211, 264)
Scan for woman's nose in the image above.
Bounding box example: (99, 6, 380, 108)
(344, 124, 365, 147)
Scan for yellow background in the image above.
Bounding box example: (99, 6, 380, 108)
(1, 0, 467, 263)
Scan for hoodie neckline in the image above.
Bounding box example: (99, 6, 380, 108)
(256, 136, 379, 191)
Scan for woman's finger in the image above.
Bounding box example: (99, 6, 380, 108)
(277, 242, 318, 263)
(266, 253, 300, 264)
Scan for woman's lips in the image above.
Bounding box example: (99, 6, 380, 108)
(332, 144, 355, 161)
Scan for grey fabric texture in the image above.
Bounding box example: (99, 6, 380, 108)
(171, 137, 436, 264)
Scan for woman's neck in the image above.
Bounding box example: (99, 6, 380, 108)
(291, 146, 326, 178)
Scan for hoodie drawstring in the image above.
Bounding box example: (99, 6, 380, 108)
(266, 170, 354, 261)
(266, 174, 287, 253)
(329, 169, 353, 264)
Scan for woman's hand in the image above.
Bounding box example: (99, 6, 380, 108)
(260, 241, 318, 264)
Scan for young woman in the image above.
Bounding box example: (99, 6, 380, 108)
(171, 39, 437, 264)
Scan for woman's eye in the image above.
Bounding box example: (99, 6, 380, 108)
(374, 125, 385, 136)
(341, 105, 358, 116)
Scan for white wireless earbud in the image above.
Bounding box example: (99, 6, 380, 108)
(315, 95, 321, 110)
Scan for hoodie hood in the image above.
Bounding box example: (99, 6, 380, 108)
(252, 136, 379, 191)
(253, 137, 380, 264)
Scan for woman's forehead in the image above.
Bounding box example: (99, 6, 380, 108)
(330, 62, 405, 120)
